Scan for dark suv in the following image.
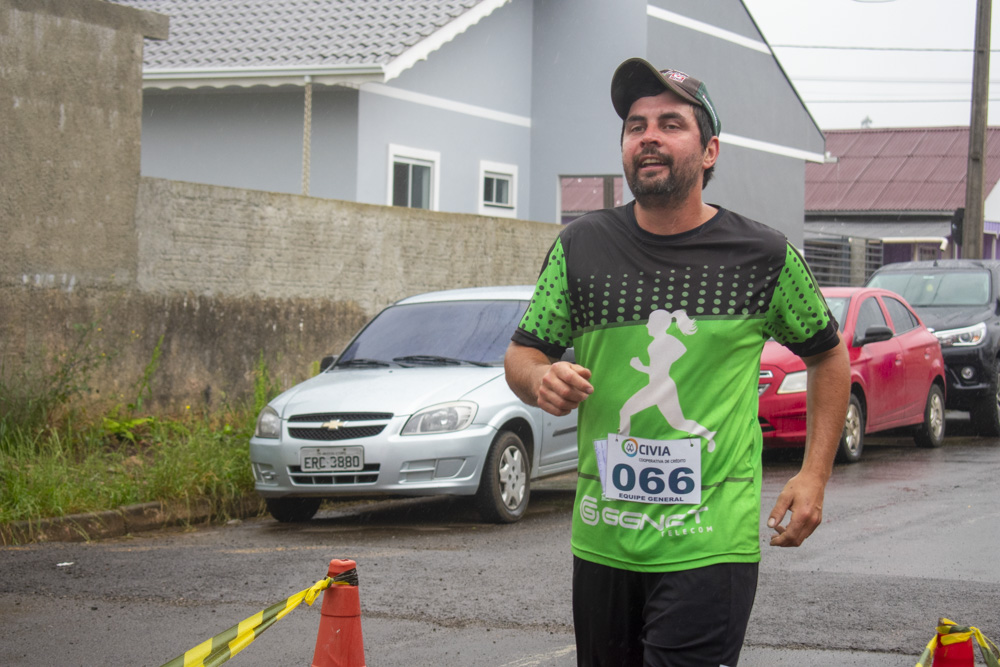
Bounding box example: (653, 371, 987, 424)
(866, 259, 1000, 435)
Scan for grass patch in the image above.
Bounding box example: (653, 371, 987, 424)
(0, 411, 257, 524)
(0, 333, 281, 526)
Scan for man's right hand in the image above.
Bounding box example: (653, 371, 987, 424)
(536, 361, 594, 416)
(504, 343, 593, 416)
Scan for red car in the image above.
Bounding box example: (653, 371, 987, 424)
(758, 286, 946, 462)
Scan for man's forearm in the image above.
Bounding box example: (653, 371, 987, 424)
(766, 335, 850, 546)
(802, 336, 851, 478)
(504, 342, 553, 406)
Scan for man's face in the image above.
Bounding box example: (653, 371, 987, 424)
(621, 90, 711, 208)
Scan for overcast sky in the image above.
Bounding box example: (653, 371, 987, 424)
(742, 0, 998, 130)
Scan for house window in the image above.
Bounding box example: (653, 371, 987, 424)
(559, 175, 623, 224)
(479, 161, 518, 218)
(393, 161, 431, 208)
(484, 174, 511, 206)
(388, 145, 439, 210)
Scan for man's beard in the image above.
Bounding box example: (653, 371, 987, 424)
(624, 148, 702, 209)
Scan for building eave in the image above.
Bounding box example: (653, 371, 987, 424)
(383, 0, 510, 82)
(141, 64, 388, 90)
(806, 210, 951, 220)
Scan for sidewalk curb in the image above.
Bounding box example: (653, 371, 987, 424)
(0, 496, 264, 545)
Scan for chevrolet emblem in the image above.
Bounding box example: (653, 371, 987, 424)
(320, 420, 347, 430)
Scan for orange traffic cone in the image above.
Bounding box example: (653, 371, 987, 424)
(933, 619, 975, 667)
(311, 559, 366, 667)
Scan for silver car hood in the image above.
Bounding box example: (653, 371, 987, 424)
(271, 366, 507, 419)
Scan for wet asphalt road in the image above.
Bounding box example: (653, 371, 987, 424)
(1, 417, 998, 666)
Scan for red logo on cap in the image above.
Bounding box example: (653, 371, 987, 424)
(662, 69, 689, 83)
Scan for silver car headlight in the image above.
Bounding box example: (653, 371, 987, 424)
(254, 406, 282, 439)
(777, 370, 808, 394)
(933, 321, 987, 348)
(401, 401, 477, 435)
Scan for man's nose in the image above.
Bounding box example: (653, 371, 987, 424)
(639, 128, 662, 145)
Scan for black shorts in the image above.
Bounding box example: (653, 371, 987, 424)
(572, 557, 758, 667)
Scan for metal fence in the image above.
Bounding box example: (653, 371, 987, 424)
(804, 237, 883, 286)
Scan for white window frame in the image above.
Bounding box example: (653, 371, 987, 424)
(478, 160, 518, 218)
(388, 144, 440, 211)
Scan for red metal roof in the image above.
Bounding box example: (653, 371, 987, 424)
(806, 127, 1000, 213)
(560, 177, 624, 212)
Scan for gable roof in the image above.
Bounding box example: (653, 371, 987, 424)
(109, 0, 509, 89)
(806, 127, 1000, 214)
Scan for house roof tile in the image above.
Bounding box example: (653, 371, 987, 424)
(806, 126, 1000, 213)
(108, 0, 486, 69)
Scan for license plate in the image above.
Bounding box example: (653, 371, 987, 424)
(299, 446, 364, 472)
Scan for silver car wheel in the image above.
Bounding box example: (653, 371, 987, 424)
(837, 394, 864, 463)
(915, 384, 946, 448)
(844, 403, 861, 451)
(929, 391, 945, 440)
(498, 445, 527, 510)
(475, 430, 531, 523)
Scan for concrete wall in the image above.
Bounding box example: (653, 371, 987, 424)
(1, 287, 373, 413)
(3, 178, 558, 411)
(1, 0, 167, 291)
(136, 178, 555, 315)
(1, 0, 559, 413)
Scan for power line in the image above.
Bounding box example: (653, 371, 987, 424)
(806, 98, 1000, 104)
(770, 44, 998, 52)
(794, 76, 985, 84)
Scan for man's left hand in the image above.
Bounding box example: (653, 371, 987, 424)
(767, 337, 848, 547)
(766, 471, 827, 547)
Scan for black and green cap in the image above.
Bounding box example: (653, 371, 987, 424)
(611, 57, 721, 137)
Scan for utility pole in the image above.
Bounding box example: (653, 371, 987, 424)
(962, 0, 991, 259)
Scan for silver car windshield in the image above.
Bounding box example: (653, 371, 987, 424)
(868, 270, 992, 307)
(337, 299, 529, 367)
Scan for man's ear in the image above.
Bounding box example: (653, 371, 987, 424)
(703, 136, 720, 170)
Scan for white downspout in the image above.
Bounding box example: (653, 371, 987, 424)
(302, 75, 313, 196)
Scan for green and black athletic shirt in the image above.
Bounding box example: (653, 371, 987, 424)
(512, 203, 838, 573)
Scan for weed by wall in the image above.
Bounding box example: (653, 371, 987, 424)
(0, 333, 284, 526)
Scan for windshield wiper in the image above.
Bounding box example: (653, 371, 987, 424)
(392, 355, 491, 367)
(337, 358, 391, 367)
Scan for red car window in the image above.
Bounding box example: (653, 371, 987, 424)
(882, 296, 918, 333)
(855, 297, 888, 340)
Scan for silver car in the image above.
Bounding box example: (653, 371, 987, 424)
(249, 286, 578, 523)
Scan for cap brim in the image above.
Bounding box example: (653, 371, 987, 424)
(610, 58, 703, 120)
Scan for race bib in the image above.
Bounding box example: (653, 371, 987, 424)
(594, 433, 701, 505)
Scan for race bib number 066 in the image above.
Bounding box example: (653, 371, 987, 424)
(597, 433, 701, 505)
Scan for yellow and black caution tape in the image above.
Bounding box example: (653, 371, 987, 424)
(915, 617, 1000, 667)
(159, 568, 358, 667)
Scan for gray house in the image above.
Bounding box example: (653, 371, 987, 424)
(110, 0, 825, 239)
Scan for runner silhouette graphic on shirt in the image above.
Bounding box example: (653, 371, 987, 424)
(618, 309, 717, 451)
